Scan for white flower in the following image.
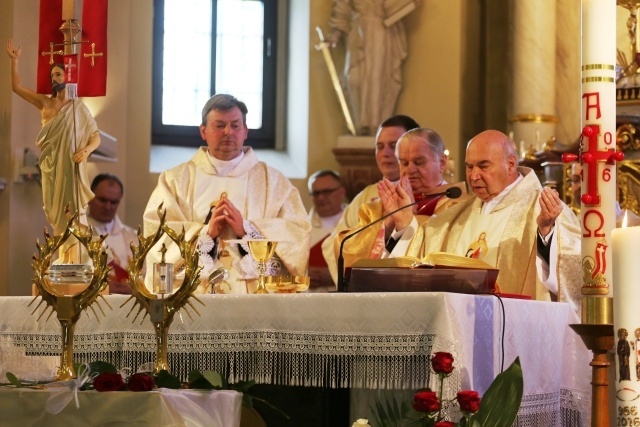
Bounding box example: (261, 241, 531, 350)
(352, 419, 371, 427)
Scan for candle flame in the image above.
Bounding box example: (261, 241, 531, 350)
(622, 210, 629, 228)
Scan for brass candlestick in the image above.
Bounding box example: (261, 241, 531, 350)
(122, 205, 204, 374)
(31, 212, 111, 381)
(247, 240, 278, 294)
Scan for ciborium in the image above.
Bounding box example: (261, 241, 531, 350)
(122, 205, 204, 374)
(31, 212, 111, 381)
(247, 240, 278, 294)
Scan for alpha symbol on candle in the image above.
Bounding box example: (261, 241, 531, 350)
(583, 92, 602, 120)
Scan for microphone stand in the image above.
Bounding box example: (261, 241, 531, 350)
(337, 201, 417, 292)
(336, 186, 462, 292)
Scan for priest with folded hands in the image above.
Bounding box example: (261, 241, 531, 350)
(388, 130, 582, 311)
(143, 94, 311, 294)
(334, 127, 467, 282)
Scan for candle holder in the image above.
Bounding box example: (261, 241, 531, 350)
(31, 212, 111, 381)
(122, 205, 204, 374)
(570, 324, 614, 427)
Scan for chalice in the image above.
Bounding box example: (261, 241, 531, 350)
(247, 240, 278, 294)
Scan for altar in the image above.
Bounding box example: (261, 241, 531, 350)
(0, 388, 241, 427)
(0, 293, 590, 426)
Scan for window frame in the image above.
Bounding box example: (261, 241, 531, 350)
(151, 0, 279, 149)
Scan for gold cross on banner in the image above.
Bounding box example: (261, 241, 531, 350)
(41, 42, 63, 65)
(83, 43, 103, 67)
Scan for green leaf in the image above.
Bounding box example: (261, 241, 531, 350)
(6, 372, 22, 387)
(188, 370, 225, 389)
(370, 393, 413, 427)
(202, 371, 224, 388)
(187, 370, 204, 383)
(229, 379, 256, 393)
(154, 370, 182, 389)
(475, 357, 523, 427)
(88, 361, 118, 375)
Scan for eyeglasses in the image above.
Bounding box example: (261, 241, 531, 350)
(310, 186, 342, 197)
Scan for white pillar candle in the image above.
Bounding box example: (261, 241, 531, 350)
(579, 0, 617, 304)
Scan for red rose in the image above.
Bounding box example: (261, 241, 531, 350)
(457, 390, 481, 412)
(128, 373, 155, 392)
(434, 422, 455, 427)
(411, 390, 440, 413)
(93, 372, 125, 392)
(431, 352, 454, 375)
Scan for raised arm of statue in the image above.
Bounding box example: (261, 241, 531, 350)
(6, 39, 48, 110)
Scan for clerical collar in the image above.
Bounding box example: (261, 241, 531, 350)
(206, 150, 245, 176)
(319, 210, 344, 229)
(90, 218, 114, 235)
(480, 174, 523, 214)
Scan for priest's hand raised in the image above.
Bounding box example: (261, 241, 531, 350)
(207, 198, 246, 239)
(378, 176, 414, 236)
(537, 187, 562, 237)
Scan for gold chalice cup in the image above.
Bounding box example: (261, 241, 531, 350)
(247, 240, 278, 294)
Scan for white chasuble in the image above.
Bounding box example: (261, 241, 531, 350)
(452, 205, 513, 268)
(404, 167, 582, 313)
(143, 147, 311, 295)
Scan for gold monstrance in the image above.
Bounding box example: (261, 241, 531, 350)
(122, 205, 204, 374)
(31, 212, 111, 381)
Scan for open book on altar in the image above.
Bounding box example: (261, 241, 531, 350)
(348, 252, 500, 294)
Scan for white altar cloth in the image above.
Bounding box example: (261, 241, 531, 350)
(0, 293, 591, 426)
(0, 387, 241, 427)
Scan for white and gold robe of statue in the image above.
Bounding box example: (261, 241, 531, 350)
(322, 183, 381, 284)
(38, 100, 97, 232)
(404, 167, 582, 311)
(38, 100, 98, 257)
(334, 182, 468, 283)
(143, 147, 311, 294)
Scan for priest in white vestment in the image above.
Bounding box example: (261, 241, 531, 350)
(143, 94, 311, 294)
(389, 130, 582, 312)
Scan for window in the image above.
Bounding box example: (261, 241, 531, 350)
(152, 0, 279, 149)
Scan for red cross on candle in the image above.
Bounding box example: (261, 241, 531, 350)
(562, 124, 624, 206)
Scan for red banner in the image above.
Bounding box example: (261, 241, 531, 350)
(79, 0, 108, 96)
(37, 0, 108, 96)
(37, 0, 64, 94)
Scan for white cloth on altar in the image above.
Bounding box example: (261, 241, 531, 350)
(0, 387, 241, 427)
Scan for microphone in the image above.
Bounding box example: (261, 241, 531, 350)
(337, 186, 462, 292)
(208, 267, 229, 294)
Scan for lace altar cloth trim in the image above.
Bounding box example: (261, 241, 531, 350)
(513, 389, 591, 427)
(1, 331, 441, 389)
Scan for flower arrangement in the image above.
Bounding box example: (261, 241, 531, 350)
(5, 360, 280, 416)
(367, 352, 523, 427)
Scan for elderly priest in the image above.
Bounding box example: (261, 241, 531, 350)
(335, 127, 467, 276)
(143, 94, 311, 294)
(388, 130, 582, 311)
